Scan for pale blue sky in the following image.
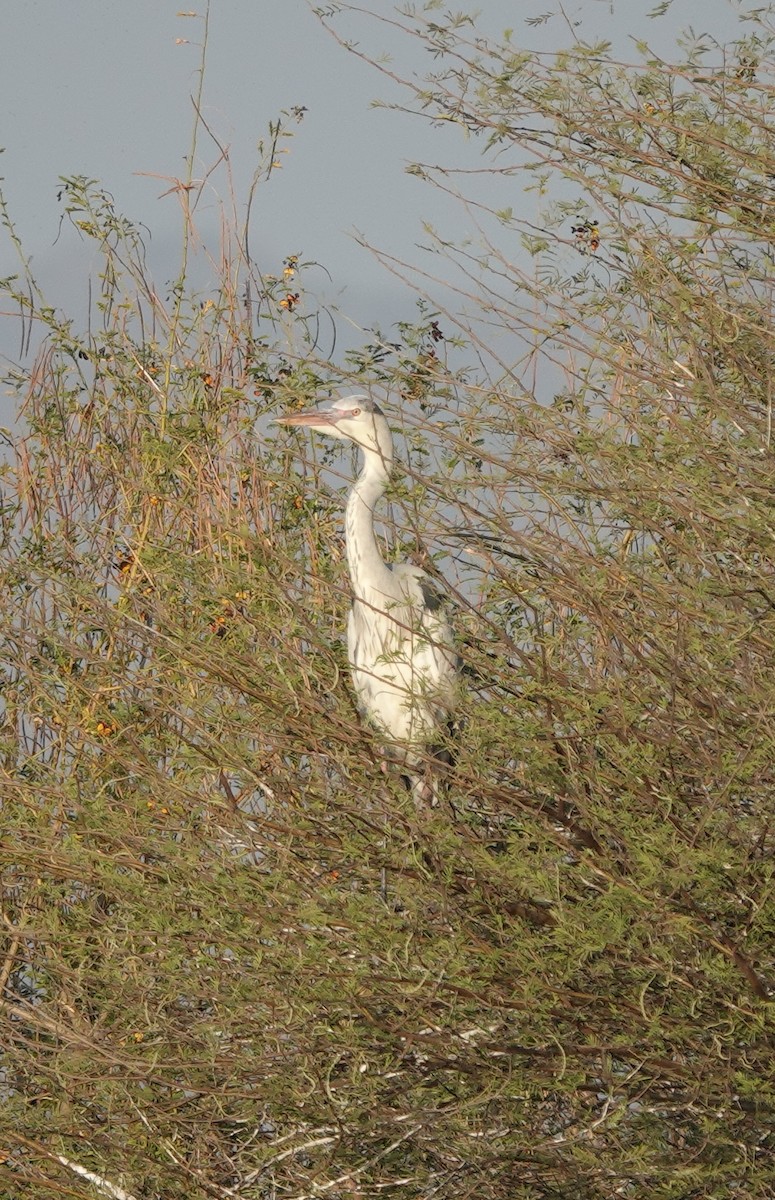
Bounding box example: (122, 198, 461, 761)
(0, 0, 747, 378)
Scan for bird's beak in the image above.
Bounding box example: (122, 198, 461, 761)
(273, 409, 340, 428)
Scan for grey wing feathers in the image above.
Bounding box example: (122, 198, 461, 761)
(396, 564, 460, 695)
(391, 563, 445, 613)
(417, 575, 445, 613)
(348, 563, 458, 755)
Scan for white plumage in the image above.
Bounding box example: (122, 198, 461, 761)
(276, 394, 458, 800)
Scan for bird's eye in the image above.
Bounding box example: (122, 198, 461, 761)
(350, 408, 361, 416)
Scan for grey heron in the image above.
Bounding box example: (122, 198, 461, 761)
(276, 395, 458, 803)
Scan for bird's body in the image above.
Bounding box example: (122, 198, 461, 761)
(276, 395, 458, 800)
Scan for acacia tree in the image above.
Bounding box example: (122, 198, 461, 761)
(1, 4, 773, 1199)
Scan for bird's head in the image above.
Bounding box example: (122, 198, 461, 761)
(275, 394, 392, 468)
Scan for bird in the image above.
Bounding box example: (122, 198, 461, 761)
(275, 394, 458, 803)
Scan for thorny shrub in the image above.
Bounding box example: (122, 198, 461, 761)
(1, 5, 774, 1198)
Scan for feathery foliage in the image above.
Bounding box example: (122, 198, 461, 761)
(1, 4, 774, 1197)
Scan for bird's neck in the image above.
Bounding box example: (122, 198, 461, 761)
(345, 449, 394, 600)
